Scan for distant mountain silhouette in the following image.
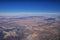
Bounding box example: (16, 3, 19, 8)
(15, 16, 45, 20)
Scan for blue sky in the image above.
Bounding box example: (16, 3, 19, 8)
(0, 0, 60, 16)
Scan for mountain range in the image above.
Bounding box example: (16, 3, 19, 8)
(0, 16, 60, 40)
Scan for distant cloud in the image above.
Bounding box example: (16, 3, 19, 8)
(0, 12, 60, 17)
